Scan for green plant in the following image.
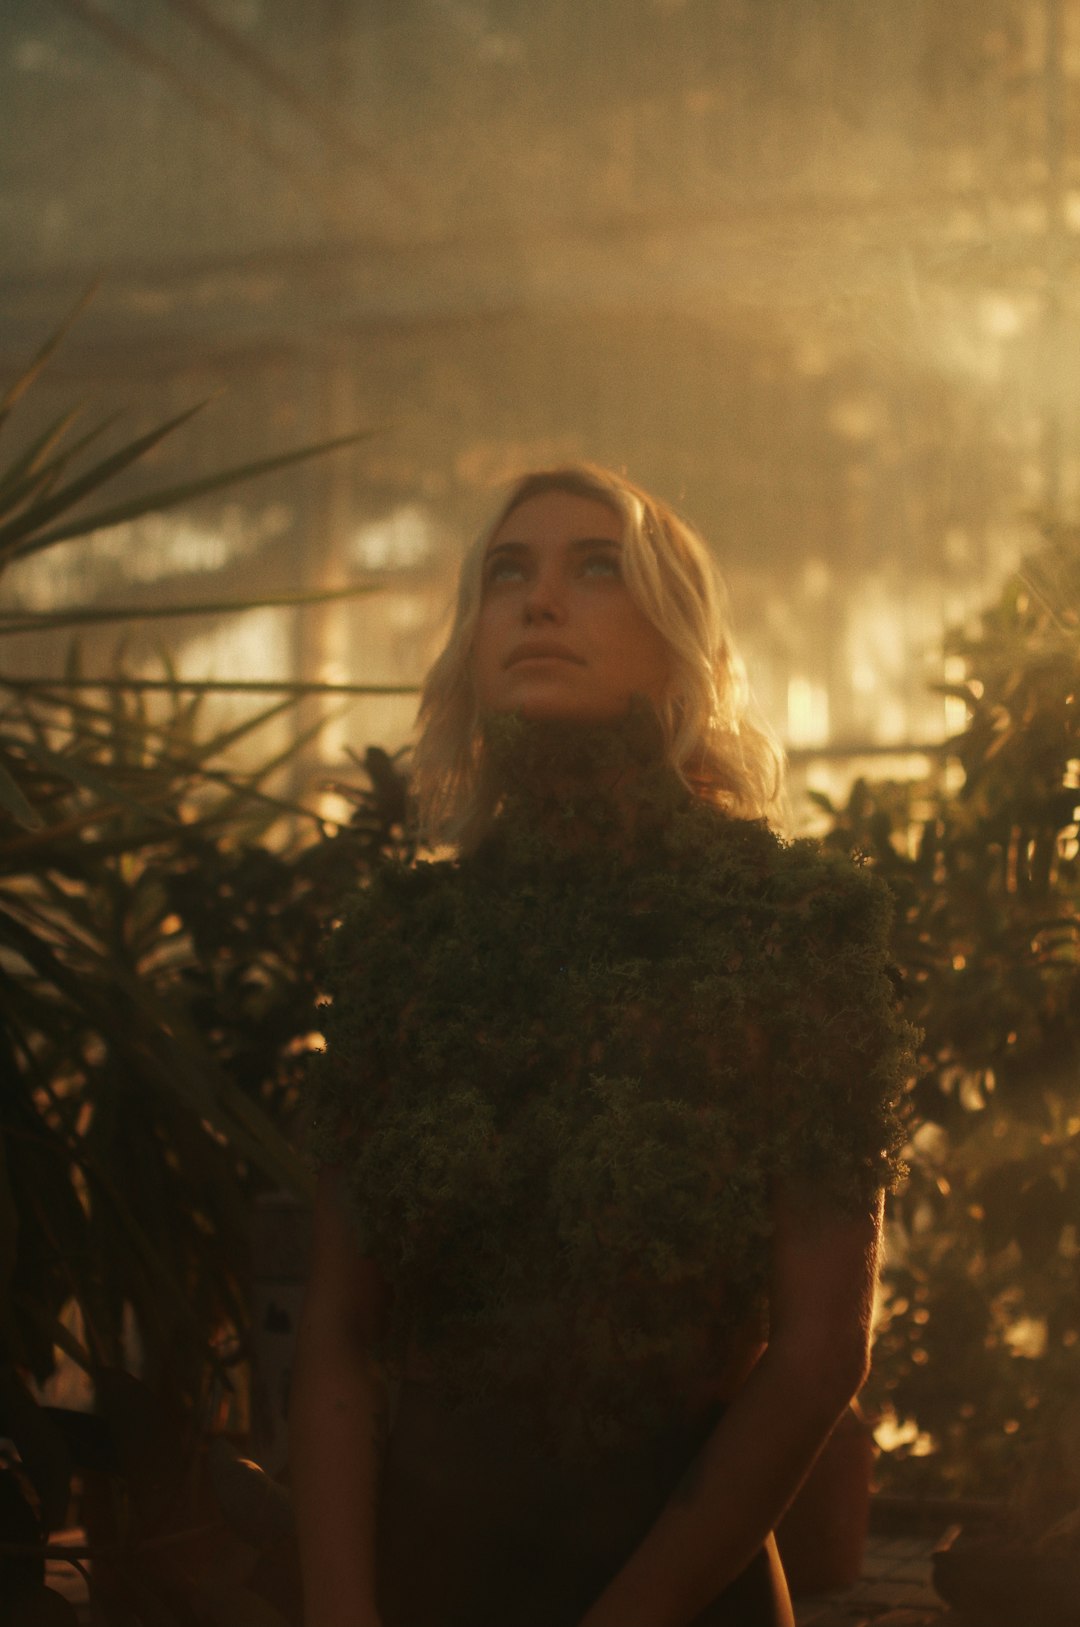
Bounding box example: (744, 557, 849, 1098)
(818, 527, 1080, 1506)
(0, 299, 409, 1622)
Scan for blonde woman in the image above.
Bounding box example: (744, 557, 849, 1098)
(292, 466, 910, 1627)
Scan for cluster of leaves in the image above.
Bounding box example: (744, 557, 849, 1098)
(0, 726, 409, 1624)
(0, 302, 409, 1622)
(0, 1358, 309, 1626)
(819, 527, 1080, 1508)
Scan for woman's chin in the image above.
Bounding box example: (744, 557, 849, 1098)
(509, 694, 628, 724)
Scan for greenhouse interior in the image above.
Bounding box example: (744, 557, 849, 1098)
(2, 3, 1080, 1624)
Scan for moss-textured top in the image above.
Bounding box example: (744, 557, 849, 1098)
(306, 710, 914, 1459)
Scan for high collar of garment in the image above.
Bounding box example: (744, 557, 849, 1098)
(476, 698, 691, 862)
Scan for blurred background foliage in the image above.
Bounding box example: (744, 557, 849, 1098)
(821, 526, 1080, 1509)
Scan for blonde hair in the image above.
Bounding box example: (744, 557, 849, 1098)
(412, 463, 787, 849)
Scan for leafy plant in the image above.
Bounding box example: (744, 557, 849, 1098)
(819, 526, 1080, 1507)
(0, 299, 411, 1622)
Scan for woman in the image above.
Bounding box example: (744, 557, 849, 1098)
(291, 465, 911, 1627)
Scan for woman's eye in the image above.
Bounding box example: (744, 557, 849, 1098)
(580, 553, 621, 578)
(484, 558, 526, 585)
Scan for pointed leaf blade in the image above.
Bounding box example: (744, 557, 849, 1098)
(15, 741, 179, 829)
(0, 409, 128, 527)
(11, 428, 377, 556)
(0, 403, 85, 507)
(0, 581, 384, 638)
(0, 755, 44, 829)
(0, 397, 214, 559)
(0, 283, 97, 430)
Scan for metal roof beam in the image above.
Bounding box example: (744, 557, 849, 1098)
(159, 0, 407, 204)
(49, 0, 331, 208)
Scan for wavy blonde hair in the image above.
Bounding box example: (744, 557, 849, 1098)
(411, 464, 787, 849)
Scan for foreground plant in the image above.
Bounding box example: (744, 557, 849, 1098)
(0, 299, 409, 1622)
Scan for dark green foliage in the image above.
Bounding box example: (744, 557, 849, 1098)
(0, 1362, 309, 1627)
(0, 307, 389, 1623)
(0, 688, 411, 1387)
(308, 710, 914, 1460)
(0, 697, 408, 1622)
(821, 529, 1080, 1503)
(0, 1462, 46, 1612)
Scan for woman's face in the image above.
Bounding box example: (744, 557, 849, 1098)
(470, 489, 671, 722)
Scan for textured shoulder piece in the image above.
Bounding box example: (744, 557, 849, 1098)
(657, 797, 771, 872)
(763, 841, 915, 1210)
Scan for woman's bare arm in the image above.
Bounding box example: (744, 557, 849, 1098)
(578, 1181, 883, 1627)
(289, 1166, 391, 1627)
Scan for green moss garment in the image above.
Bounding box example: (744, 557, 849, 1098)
(306, 714, 915, 1459)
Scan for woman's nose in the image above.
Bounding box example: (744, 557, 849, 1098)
(522, 564, 566, 623)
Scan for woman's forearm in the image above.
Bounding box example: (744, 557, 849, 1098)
(289, 1304, 388, 1627)
(578, 1337, 865, 1627)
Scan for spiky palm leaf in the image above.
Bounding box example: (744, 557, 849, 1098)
(0, 302, 409, 1403)
(0, 297, 422, 1627)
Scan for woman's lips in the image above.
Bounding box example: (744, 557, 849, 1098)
(505, 642, 585, 667)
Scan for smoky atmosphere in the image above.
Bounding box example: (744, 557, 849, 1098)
(2, 6, 1080, 1627)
